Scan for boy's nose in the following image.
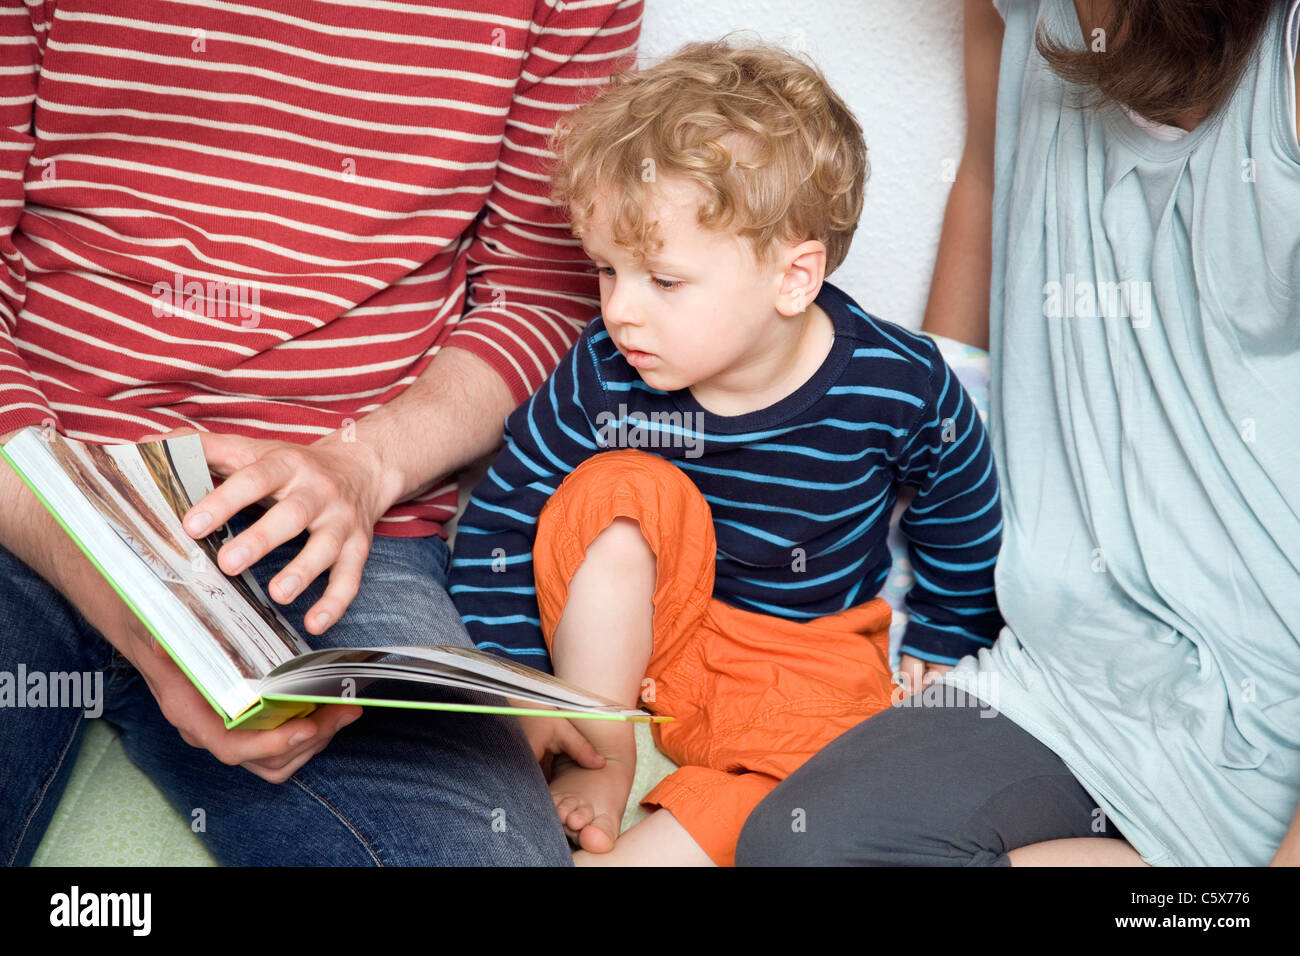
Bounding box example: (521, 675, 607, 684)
(603, 282, 642, 327)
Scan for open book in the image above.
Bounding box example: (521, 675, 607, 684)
(1, 426, 658, 729)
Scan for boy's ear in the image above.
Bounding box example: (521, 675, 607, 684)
(777, 240, 827, 316)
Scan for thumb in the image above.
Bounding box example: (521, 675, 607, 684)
(194, 430, 260, 477)
(557, 720, 606, 769)
(137, 426, 200, 443)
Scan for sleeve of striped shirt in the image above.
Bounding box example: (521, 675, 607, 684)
(445, 0, 641, 408)
(447, 331, 610, 673)
(0, 1, 58, 438)
(895, 343, 1004, 666)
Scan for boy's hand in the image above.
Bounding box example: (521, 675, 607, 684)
(898, 654, 954, 698)
(517, 713, 605, 776)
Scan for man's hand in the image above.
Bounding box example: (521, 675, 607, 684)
(147, 427, 405, 636)
(2, 429, 360, 782)
(73, 520, 362, 784)
(897, 653, 954, 698)
(129, 627, 362, 784)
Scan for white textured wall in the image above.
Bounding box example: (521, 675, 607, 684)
(638, 0, 966, 331)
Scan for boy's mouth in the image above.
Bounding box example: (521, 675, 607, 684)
(617, 340, 658, 368)
(623, 347, 658, 369)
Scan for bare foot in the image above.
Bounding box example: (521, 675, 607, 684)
(549, 748, 637, 854)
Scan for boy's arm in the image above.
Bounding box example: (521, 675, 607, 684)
(895, 344, 1004, 666)
(448, 336, 608, 673)
(920, 0, 1003, 350)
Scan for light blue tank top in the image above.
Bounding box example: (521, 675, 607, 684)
(939, 0, 1300, 865)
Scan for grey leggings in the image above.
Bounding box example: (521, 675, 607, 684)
(736, 697, 1126, 866)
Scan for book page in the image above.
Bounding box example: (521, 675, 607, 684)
(264, 646, 644, 714)
(45, 433, 308, 681)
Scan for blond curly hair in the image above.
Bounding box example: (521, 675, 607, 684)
(550, 37, 869, 273)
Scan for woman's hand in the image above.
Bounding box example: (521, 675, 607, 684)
(147, 427, 405, 635)
(897, 653, 954, 697)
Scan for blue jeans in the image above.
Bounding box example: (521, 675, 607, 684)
(0, 509, 572, 866)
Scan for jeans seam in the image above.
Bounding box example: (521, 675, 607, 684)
(287, 774, 384, 866)
(7, 713, 84, 866)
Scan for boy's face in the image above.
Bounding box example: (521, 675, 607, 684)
(580, 179, 793, 396)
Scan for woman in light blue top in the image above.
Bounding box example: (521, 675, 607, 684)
(739, 0, 1300, 866)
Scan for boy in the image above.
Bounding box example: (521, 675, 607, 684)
(448, 40, 1003, 866)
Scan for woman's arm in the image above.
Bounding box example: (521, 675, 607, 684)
(899, 0, 1004, 694)
(1271, 798, 1300, 865)
(920, 0, 1005, 350)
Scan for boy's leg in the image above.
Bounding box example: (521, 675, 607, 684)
(546, 516, 654, 854)
(531, 449, 719, 862)
(639, 597, 897, 867)
(573, 803, 714, 867)
(735, 697, 1128, 866)
(5, 510, 572, 866)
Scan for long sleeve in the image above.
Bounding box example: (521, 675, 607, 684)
(0, 0, 57, 437)
(448, 331, 611, 672)
(895, 342, 1004, 665)
(445, 0, 641, 408)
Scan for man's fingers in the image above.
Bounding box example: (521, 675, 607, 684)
(137, 426, 200, 443)
(194, 430, 260, 477)
(202, 716, 318, 767)
(248, 707, 364, 780)
(240, 705, 362, 782)
(183, 434, 271, 538)
(245, 738, 331, 784)
(217, 493, 319, 578)
(189, 456, 292, 540)
(267, 519, 345, 605)
(303, 533, 369, 633)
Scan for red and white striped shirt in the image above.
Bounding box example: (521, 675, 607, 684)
(0, 0, 641, 537)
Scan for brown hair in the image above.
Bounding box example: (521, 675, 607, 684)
(549, 38, 868, 273)
(1037, 0, 1276, 128)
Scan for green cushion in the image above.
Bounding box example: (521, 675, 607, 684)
(31, 719, 217, 866)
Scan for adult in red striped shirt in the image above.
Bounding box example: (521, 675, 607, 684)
(0, 0, 640, 865)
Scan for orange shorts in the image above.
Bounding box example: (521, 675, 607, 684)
(533, 449, 898, 867)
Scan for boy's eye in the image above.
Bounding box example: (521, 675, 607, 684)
(595, 265, 681, 291)
(595, 265, 686, 291)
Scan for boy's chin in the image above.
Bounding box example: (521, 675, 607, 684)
(635, 368, 678, 392)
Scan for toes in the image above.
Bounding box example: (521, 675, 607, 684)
(578, 814, 618, 854)
(553, 793, 596, 833)
(554, 793, 582, 823)
(566, 801, 595, 832)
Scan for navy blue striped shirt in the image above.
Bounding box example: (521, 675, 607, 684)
(449, 281, 1003, 671)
